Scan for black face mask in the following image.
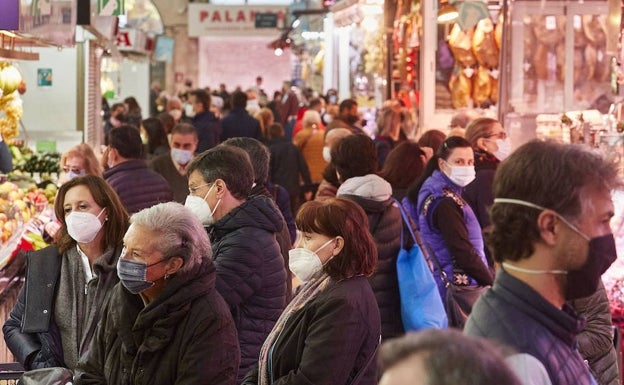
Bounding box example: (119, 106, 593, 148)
(565, 233, 617, 300)
(494, 198, 618, 301)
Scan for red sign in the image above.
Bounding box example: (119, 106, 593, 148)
(188, 4, 286, 37)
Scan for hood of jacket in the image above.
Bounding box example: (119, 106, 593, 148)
(337, 174, 393, 202)
(211, 195, 283, 239)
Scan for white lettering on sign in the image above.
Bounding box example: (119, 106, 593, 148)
(188, 4, 286, 37)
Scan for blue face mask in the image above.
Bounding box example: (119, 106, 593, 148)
(117, 257, 168, 294)
(67, 170, 86, 180)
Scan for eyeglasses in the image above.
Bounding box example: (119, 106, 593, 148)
(63, 167, 82, 173)
(188, 182, 211, 195)
(487, 131, 507, 140)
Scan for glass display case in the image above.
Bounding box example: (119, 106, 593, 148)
(506, 1, 610, 115)
(498, 0, 618, 146)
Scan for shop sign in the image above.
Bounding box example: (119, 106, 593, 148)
(98, 0, 124, 16)
(153, 36, 174, 62)
(115, 28, 148, 54)
(255, 13, 278, 29)
(188, 4, 286, 37)
(0, 0, 19, 30)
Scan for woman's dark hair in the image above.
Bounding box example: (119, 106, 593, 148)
(123, 96, 141, 113)
(296, 198, 377, 280)
(267, 123, 285, 140)
(142, 118, 169, 155)
(417, 129, 446, 153)
(331, 134, 377, 181)
(379, 141, 427, 190)
(406, 136, 472, 204)
(156, 111, 175, 135)
(54, 175, 129, 253)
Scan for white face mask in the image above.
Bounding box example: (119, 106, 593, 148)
(184, 103, 196, 118)
(288, 238, 336, 282)
(184, 184, 221, 226)
(171, 148, 194, 165)
(170, 109, 182, 121)
(443, 161, 476, 187)
(66, 208, 105, 243)
(493, 138, 512, 161)
(322, 146, 331, 163)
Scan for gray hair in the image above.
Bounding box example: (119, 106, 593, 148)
(130, 202, 211, 273)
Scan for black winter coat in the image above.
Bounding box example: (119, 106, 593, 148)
(268, 137, 312, 202)
(462, 151, 499, 230)
(192, 110, 221, 153)
(104, 159, 173, 214)
(341, 194, 404, 339)
(242, 276, 381, 385)
(209, 195, 287, 381)
(220, 108, 262, 141)
(74, 259, 240, 385)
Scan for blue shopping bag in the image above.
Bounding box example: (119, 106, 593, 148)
(395, 200, 448, 330)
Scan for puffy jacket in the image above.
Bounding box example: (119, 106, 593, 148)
(74, 258, 240, 385)
(571, 281, 620, 385)
(338, 174, 403, 339)
(104, 159, 173, 214)
(416, 170, 488, 299)
(209, 195, 286, 381)
(465, 269, 596, 385)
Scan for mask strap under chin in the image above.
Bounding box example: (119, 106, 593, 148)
(502, 262, 567, 275)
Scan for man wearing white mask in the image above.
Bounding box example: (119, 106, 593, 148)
(184, 145, 286, 383)
(150, 123, 198, 203)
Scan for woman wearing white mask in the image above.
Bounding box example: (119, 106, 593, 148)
(403, 136, 493, 304)
(3, 175, 129, 371)
(463, 118, 512, 237)
(242, 197, 381, 385)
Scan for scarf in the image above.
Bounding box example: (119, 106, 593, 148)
(258, 273, 331, 385)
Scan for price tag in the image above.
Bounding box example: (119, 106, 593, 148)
(545, 16, 556, 30)
(573, 15, 582, 30)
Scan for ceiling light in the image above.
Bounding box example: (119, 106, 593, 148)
(437, 4, 458, 23)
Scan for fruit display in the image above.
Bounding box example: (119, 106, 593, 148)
(10, 145, 61, 178)
(0, 181, 54, 244)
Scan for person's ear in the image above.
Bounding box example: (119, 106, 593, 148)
(213, 179, 226, 197)
(165, 256, 184, 276)
(536, 210, 559, 246)
(332, 236, 345, 256)
(476, 137, 489, 151)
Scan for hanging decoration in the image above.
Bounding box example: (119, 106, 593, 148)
(0, 61, 23, 141)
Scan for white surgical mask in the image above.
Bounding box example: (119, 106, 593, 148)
(322, 146, 331, 163)
(493, 138, 512, 161)
(288, 238, 336, 282)
(171, 148, 194, 165)
(170, 109, 182, 121)
(184, 184, 221, 226)
(66, 208, 106, 243)
(444, 161, 476, 187)
(184, 104, 196, 118)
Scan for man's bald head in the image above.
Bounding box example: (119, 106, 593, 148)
(325, 128, 353, 149)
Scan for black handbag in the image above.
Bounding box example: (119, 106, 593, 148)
(423, 243, 489, 329)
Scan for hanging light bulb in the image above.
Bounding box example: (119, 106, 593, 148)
(274, 48, 284, 56)
(437, 3, 459, 23)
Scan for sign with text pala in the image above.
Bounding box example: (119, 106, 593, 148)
(188, 4, 286, 37)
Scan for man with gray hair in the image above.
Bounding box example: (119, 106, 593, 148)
(75, 202, 239, 385)
(465, 140, 621, 385)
